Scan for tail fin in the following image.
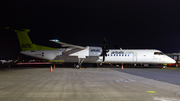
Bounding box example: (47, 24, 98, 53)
(5, 27, 58, 51)
(15, 29, 37, 51)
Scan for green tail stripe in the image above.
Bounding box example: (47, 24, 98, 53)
(36, 45, 58, 50)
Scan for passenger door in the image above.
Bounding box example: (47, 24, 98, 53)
(133, 52, 137, 62)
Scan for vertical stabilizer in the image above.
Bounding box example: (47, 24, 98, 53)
(5, 27, 58, 51)
(15, 29, 37, 51)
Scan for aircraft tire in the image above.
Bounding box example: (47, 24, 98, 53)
(76, 64, 80, 69)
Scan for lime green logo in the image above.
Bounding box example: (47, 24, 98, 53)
(21, 43, 32, 48)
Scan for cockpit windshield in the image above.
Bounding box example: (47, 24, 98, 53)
(154, 52, 164, 55)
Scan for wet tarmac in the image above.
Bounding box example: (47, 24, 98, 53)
(0, 67, 180, 101)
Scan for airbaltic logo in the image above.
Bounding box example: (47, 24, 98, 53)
(21, 43, 32, 48)
(90, 49, 101, 52)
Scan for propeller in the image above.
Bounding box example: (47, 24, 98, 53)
(100, 38, 109, 63)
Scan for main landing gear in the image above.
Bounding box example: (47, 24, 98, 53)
(75, 58, 84, 69)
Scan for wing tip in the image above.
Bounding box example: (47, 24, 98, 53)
(49, 39, 59, 42)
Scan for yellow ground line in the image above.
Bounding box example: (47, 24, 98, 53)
(146, 91, 156, 93)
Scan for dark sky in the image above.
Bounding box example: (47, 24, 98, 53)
(0, 0, 180, 59)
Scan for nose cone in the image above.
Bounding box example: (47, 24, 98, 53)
(168, 58, 176, 64)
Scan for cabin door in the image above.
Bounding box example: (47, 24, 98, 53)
(133, 52, 137, 61)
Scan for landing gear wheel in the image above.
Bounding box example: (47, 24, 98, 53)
(162, 65, 167, 69)
(76, 65, 80, 69)
(76, 65, 82, 69)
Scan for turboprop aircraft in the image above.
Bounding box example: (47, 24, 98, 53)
(5, 27, 176, 68)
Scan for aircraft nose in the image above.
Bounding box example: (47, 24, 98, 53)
(169, 58, 176, 64)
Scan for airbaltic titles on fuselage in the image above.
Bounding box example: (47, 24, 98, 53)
(111, 51, 133, 54)
(90, 49, 134, 55)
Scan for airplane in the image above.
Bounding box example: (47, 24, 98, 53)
(5, 27, 176, 68)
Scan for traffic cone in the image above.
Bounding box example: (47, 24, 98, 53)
(53, 64, 55, 69)
(121, 63, 123, 70)
(50, 65, 53, 72)
(9, 65, 10, 68)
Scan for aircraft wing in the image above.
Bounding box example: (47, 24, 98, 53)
(49, 39, 85, 49)
(49, 39, 86, 55)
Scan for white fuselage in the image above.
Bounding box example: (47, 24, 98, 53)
(20, 47, 175, 64)
(102, 49, 175, 64)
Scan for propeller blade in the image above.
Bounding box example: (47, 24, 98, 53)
(100, 38, 108, 63)
(102, 54, 105, 63)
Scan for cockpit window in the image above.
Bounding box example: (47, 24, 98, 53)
(154, 52, 164, 55)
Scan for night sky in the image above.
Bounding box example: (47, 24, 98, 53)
(0, 0, 180, 59)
